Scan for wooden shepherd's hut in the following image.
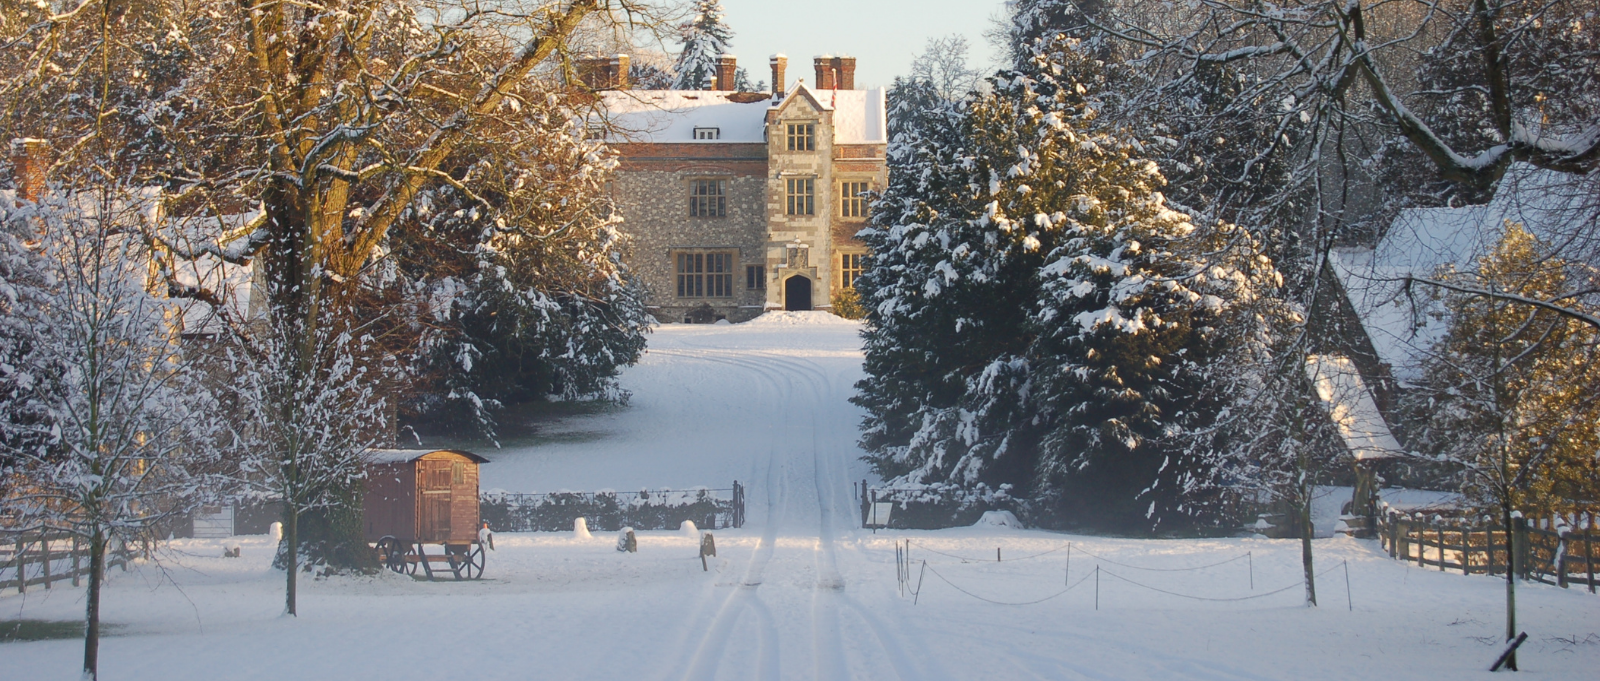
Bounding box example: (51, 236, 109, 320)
(362, 449, 488, 545)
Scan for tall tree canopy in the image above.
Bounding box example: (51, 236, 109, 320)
(671, 0, 734, 90)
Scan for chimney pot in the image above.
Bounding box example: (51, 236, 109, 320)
(770, 54, 788, 98)
(717, 55, 738, 91)
(837, 56, 856, 90)
(9, 138, 48, 205)
(577, 54, 630, 91)
(813, 57, 837, 90)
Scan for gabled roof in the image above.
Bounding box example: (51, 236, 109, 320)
(367, 449, 489, 465)
(1330, 163, 1595, 381)
(1305, 355, 1403, 460)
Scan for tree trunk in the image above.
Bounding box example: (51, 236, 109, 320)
(1302, 490, 1318, 607)
(285, 507, 298, 616)
(83, 529, 106, 680)
(1502, 503, 1517, 669)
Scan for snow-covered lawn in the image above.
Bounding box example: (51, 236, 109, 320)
(5, 313, 1597, 680)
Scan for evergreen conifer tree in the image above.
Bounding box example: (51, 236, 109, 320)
(671, 1, 734, 90)
(854, 38, 1293, 531)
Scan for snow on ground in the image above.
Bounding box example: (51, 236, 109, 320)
(5, 312, 1598, 680)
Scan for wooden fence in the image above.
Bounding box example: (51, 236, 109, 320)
(1, 532, 143, 593)
(1376, 511, 1598, 592)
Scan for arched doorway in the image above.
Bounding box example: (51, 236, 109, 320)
(784, 275, 813, 311)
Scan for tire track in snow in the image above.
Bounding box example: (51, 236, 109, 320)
(655, 342, 933, 681)
(753, 349, 948, 681)
(654, 348, 790, 681)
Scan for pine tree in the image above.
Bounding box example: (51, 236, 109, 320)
(671, 1, 734, 90)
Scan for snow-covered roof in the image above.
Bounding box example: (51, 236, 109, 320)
(821, 88, 886, 144)
(599, 90, 772, 143)
(159, 211, 265, 335)
(1305, 355, 1402, 460)
(596, 84, 887, 145)
(368, 449, 489, 465)
(1331, 163, 1597, 381)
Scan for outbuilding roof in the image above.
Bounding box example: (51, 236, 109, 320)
(1329, 163, 1595, 382)
(367, 449, 489, 465)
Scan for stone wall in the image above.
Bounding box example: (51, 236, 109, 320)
(613, 168, 770, 323)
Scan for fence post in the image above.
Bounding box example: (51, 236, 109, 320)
(71, 535, 80, 588)
(1478, 524, 1491, 578)
(860, 479, 870, 527)
(1556, 526, 1569, 589)
(40, 535, 50, 589)
(1586, 521, 1595, 594)
(1387, 512, 1398, 558)
(1516, 518, 1531, 581)
(13, 536, 26, 594)
(1437, 522, 1445, 571)
(1460, 524, 1470, 575)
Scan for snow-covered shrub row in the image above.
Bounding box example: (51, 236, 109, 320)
(865, 482, 1018, 530)
(480, 488, 736, 533)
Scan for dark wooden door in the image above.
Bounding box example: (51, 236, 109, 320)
(785, 276, 812, 311)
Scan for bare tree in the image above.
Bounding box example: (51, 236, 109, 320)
(2, 0, 665, 573)
(0, 190, 223, 680)
(908, 34, 984, 103)
(220, 304, 393, 616)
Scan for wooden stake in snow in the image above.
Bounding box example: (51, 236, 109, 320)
(700, 533, 716, 571)
(1094, 565, 1100, 610)
(1490, 632, 1527, 671)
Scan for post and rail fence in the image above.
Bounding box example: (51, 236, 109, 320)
(1377, 510, 1597, 592)
(2, 531, 147, 593)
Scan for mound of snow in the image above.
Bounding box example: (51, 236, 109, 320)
(743, 311, 859, 326)
(973, 510, 1022, 528)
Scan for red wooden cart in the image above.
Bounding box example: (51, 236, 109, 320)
(363, 449, 490, 580)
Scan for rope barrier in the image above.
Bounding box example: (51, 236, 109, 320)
(899, 537, 1353, 607)
(1067, 547, 1251, 572)
(907, 540, 1073, 563)
(1097, 561, 1348, 603)
(923, 563, 1098, 606)
(908, 540, 1248, 572)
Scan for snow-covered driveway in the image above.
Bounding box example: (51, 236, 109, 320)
(5, 313, 1599, 680)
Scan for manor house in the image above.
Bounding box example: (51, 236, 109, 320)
(586, 54, 887, 323)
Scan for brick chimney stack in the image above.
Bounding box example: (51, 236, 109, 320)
(813, 56, 837, 90)
(577, 54, 630, 91)
(770, 54, 787, 97)
(811, 56, 856, 90)
(9, 138, 48, 205)
(837, 56, 856, 90)
(716, 55, 738, 91)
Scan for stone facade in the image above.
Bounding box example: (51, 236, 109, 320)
(597, 57, 886, 323)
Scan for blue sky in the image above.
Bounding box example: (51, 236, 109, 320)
(712, 0, 1007, 90)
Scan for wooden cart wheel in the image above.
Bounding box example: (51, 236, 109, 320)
(458, 544, 485, 580)
(397, 542, 418, 575)
(377, 537, 416, 575)
(376, 537, 400, 573)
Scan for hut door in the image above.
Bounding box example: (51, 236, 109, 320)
(419, 461, 453, 542)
